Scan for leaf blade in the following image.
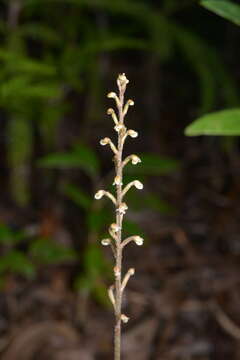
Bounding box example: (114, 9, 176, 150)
(201, 0, 240, 26)
(185, 108, 240, 136)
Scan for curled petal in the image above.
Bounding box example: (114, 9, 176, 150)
(94, 190, 116, 204)
(134, 180, 143, 189)
(100, 137, 110, 146)
(121, 235, 144, 248)
(122, 180, 144, 197)
(122, 130, 138, 144)
(128, 129, 138, 138)
(107, 92, 120, 107)
(123, 99, 134, 116)
(94, 190, 104, 199)
(100, 137, 118, 154)
(123, 154, 141, 168)
(101, 238, 111, 246)
(134, 235, 144, 245)
(107, 108, 118, 125)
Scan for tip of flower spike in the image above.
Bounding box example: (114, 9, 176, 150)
(134, 180, 143, 190)
(133, 236, 144, 246)
(121, 314, 129, 323)
(100, 137, 110, 146)
(94, 190, 105, 199)
(128, 99, 134, 106)
(128, 130, 138, 138)
(101, 238, 111, 246)
(118, 73, 129, 86)
(107, 92, 117, 99)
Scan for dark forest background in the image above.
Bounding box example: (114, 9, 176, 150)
(0, 0, 240, 359)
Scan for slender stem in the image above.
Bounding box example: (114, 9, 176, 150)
(114, 83, 125, 360)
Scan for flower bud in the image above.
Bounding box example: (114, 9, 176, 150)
(133, 236, 144, 246)
(113, 175, 122, 186)
(110, 223, 120, 233)
(129, 268, 135, 275)
(100, 137, 110, 146)
(127, 99, 134, 106)
(94, 190, 105, 199)
(107, 108, 114, 115)
(101, 238, 111, 246)
(114, 124, 124, 132)
(128, 130, 138, 138)
(121, 314, 129, 323)
(134, 180, 143, 190)
(131, 155, 141, 165)
(107, 92, 117, 99)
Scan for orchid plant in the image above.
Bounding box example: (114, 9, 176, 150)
(94, 73, 144, 360)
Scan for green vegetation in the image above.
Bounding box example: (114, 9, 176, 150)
(186, 0, 240, 136)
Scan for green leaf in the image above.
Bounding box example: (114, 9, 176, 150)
(185, 108, 240, 136)
(125, 153, 179, 176)
(0, 250, 35, 278)
(201, 0, 240, 26)
(62, 183, 92, 210)
(30, 238, 77, 265)
(39, 143, 100, 176)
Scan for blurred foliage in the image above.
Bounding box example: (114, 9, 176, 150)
(185, 0, 240, 136)
(0, 223, 76, 286)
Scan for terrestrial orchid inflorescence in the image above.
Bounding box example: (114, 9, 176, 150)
(94, 73, 144, 360)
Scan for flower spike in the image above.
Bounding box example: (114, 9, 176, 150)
(96, 74, 143, 356)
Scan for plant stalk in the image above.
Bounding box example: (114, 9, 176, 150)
(114, 83, 125, 360)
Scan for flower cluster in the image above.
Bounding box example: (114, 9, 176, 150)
(94, 73, 144, 329)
